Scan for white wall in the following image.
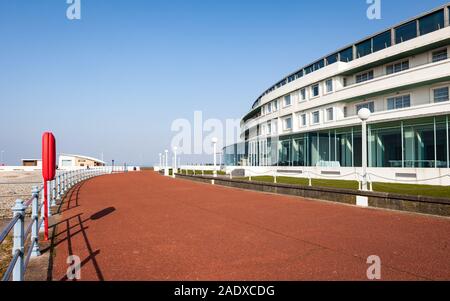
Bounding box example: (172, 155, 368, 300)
(224, 166, 450, 186)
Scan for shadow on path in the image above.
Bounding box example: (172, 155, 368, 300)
(44, 181, 116, 281)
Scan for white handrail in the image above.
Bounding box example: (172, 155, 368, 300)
(0, 166, 114, 281)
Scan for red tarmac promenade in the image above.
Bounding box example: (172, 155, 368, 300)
(50, 171, 450, 281)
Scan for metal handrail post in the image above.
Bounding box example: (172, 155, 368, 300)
(12, 199, 25, 281)
(56, 175, 61, 201)
(51, 179, 56, 207)
(31, 186, 41, 257)
(61, 173, 65, 193)
(47, 181, 52, 217)
(39, 188, 45, 232)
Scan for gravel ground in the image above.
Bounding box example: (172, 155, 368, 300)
(0, 171, 42, 219)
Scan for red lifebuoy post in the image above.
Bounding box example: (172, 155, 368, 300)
(42, 132, 56, 240)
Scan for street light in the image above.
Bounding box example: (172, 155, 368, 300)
(358, 108, 371, 191)
(173, 147, 178, 178)
(212, 137, 218, 178)
(159, 153, 162, 171)
(0, 150, 4, 166)
(164, 149, 169, 176)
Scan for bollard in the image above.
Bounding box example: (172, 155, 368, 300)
(308, 172, 312, 187)
(12, 199, 25, 281)
(31, 187, 41, 257)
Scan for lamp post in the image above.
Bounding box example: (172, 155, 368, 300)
(173, 147, 177, 178)
(159, 153, 162, 171)
(164, 149, 169, 176)
(0, 150, 4, 166)
(358, 108, 371, 191)
(212, 137, 218, 177)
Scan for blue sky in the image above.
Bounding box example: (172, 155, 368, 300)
(0, 0, 448, 165)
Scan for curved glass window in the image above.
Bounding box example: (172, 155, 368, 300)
(339, 47, 353, 62)
(326, 53, 338, 65)
(372, 31, 391, 52)
(395, 21, 417, 44)
(305, 65, 314, 74)
(419, 10, 444, 36)
(356, 39, 372, 58)
(313, 60, 325, 71)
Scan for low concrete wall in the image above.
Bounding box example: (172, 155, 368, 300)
(175, 174, 450, 217)
(223, 166, 450, 186)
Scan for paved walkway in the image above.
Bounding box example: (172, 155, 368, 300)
(50, 172, 450, 281)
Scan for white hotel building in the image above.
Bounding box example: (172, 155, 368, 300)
(223, 4, 450, 185)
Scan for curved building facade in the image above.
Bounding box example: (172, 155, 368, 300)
(224, 4, 450, 183)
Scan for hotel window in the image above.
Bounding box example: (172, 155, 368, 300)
(395, 20, 417, 44)
(387, 95, 411, 110)
(312, 111, 320, 124)
(356, 70, 374, 83)
(273, 120, 278, 133)
(300, 88, 306, 101)
(386, 60, 409, 75)
(284, 95, 291, 107)
(356, 39, 372, 58)
(305, 65, 314, 74)
(343, 107, 348, 118)
(432, 49, 448, 62)
(267, 103, 272, 113)
(372, 31, 391, 52)
(325, 79, 333, 93)
(326, 108, 334, 121)
(313, 60, 325, 71)
(433, 87, 449, 103)
(267, 122, 272, 135)
(326, 53, 338, 65)
(300, 114, 307, 126)
(273, 99, 278, 111)
(339, 47, 353, 62)
(311, 84, 319, 97)
(356, 101, 374, 113)
(284, 117, 292, 131)
(295, 70, 304, 79)
(419, 10, 444, 36)
(288, 75, 296, 83)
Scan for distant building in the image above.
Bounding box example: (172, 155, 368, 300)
(22, 159, 42, 167)
(58, 154, 106, 168)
